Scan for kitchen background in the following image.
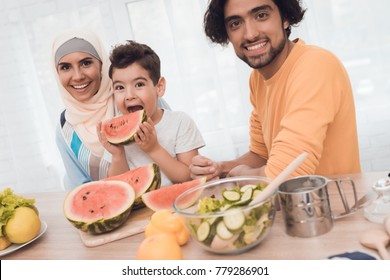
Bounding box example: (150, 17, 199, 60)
(1, 0, 389, 194)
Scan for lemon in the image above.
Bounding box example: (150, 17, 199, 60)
(5, 207, 41, 244)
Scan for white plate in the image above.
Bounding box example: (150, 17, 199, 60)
(0, 220, 48, 257)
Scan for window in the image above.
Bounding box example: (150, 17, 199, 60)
(122, 0, 253, 160)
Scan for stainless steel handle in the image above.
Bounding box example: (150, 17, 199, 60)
(329, 178, 358, 219)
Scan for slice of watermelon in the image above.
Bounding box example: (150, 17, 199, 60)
(104, 163, 161, 210)
(142, 177, 207, 212)
(103, 110, 147, 145)
(63, 180, 135, 234)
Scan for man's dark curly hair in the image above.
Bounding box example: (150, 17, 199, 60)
(109, 40, 161, 85)
(204, 0, 306, 45)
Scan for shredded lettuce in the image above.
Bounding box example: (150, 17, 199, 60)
(0, 188, 36, 236)
(197, 197, 221, 213)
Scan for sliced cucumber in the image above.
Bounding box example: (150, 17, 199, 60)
(234, 187, 253, 206)
(240, 184, 257, 192)
(220, 204, 233, 211)
(216, 221, 234, 240)
(206, 216, 219, 225)
(223, 211, 245, 231)
(197, 221, 210, 242)
(222, 190, 241, 202)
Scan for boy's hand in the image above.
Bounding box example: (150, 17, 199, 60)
(189, 155, 221, 181)
(96, 121, 125, 156)
(135, 117, 158, 153)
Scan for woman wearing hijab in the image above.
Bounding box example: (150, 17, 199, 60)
(52, 30, 170, 190)
(52, 30, 114, 190)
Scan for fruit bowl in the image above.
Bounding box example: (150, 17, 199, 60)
(173, 176, 277, 254)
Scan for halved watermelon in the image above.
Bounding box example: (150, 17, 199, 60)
(103, 110, 147, 145)
(142, 177, 207, 211)
(104, 163, 161, 210)
(63, 180, 135, 234)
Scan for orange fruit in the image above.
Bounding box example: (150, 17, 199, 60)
(144, 210, 190, 246)
(136, 232, 183, 260)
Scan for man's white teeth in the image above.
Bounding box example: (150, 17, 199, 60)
(73, 83, 88, 89)
(247, 42, 267, 51)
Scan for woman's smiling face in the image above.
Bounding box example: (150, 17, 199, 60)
(57, 52, 102, 102)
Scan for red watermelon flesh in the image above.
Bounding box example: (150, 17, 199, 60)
(63, 180, 135, 234)
(103, 110, 147, 145)
(104, 163, 161, 209)
(142, 177, 207, 212)
(69, 183, 128, 220)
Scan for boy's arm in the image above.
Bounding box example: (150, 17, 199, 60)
(108, 150, 129, 177)
(97, 121, 129, 177)
(135, 117, 196, 183)
(148, 145, 197, 183)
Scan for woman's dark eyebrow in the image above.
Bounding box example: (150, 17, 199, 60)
(57, 57, 94, 67)
(57, 62, 70, 70)
(224, 4, 273, 24)
(79, 57, 94, 63)
(57, 62, 69, 66)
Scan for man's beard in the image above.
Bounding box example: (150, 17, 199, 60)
(239, 35, 287, 69)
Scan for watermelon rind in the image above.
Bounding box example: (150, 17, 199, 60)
(132, 163, 161, 209)
(104, 163, 161, 210)
(104, 110, 147, 145)
(63, 180, 135, 235)
(142, 177, 207, 212)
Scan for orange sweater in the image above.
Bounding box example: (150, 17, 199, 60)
(249, 39, 361, 178)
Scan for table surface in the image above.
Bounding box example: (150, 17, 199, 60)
(2, 171, 389, 260)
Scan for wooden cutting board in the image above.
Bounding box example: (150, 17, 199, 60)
(78, 207, 153, 247)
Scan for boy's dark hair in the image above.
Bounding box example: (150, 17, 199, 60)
(109, 40, 161, 85)
(204, 0, 306, 45)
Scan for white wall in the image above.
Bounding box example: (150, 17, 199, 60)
(1, 0, 389, 194)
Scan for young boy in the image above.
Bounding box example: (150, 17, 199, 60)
(97, 40, 205, 186)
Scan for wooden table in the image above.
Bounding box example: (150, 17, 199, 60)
(2, 172, 389, 260)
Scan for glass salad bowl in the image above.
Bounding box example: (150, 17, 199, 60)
(173, 176, 277, 254)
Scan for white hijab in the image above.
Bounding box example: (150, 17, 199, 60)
(52, 30, 114, 156)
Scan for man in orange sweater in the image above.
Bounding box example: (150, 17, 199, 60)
(190, 0, 361, 180)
